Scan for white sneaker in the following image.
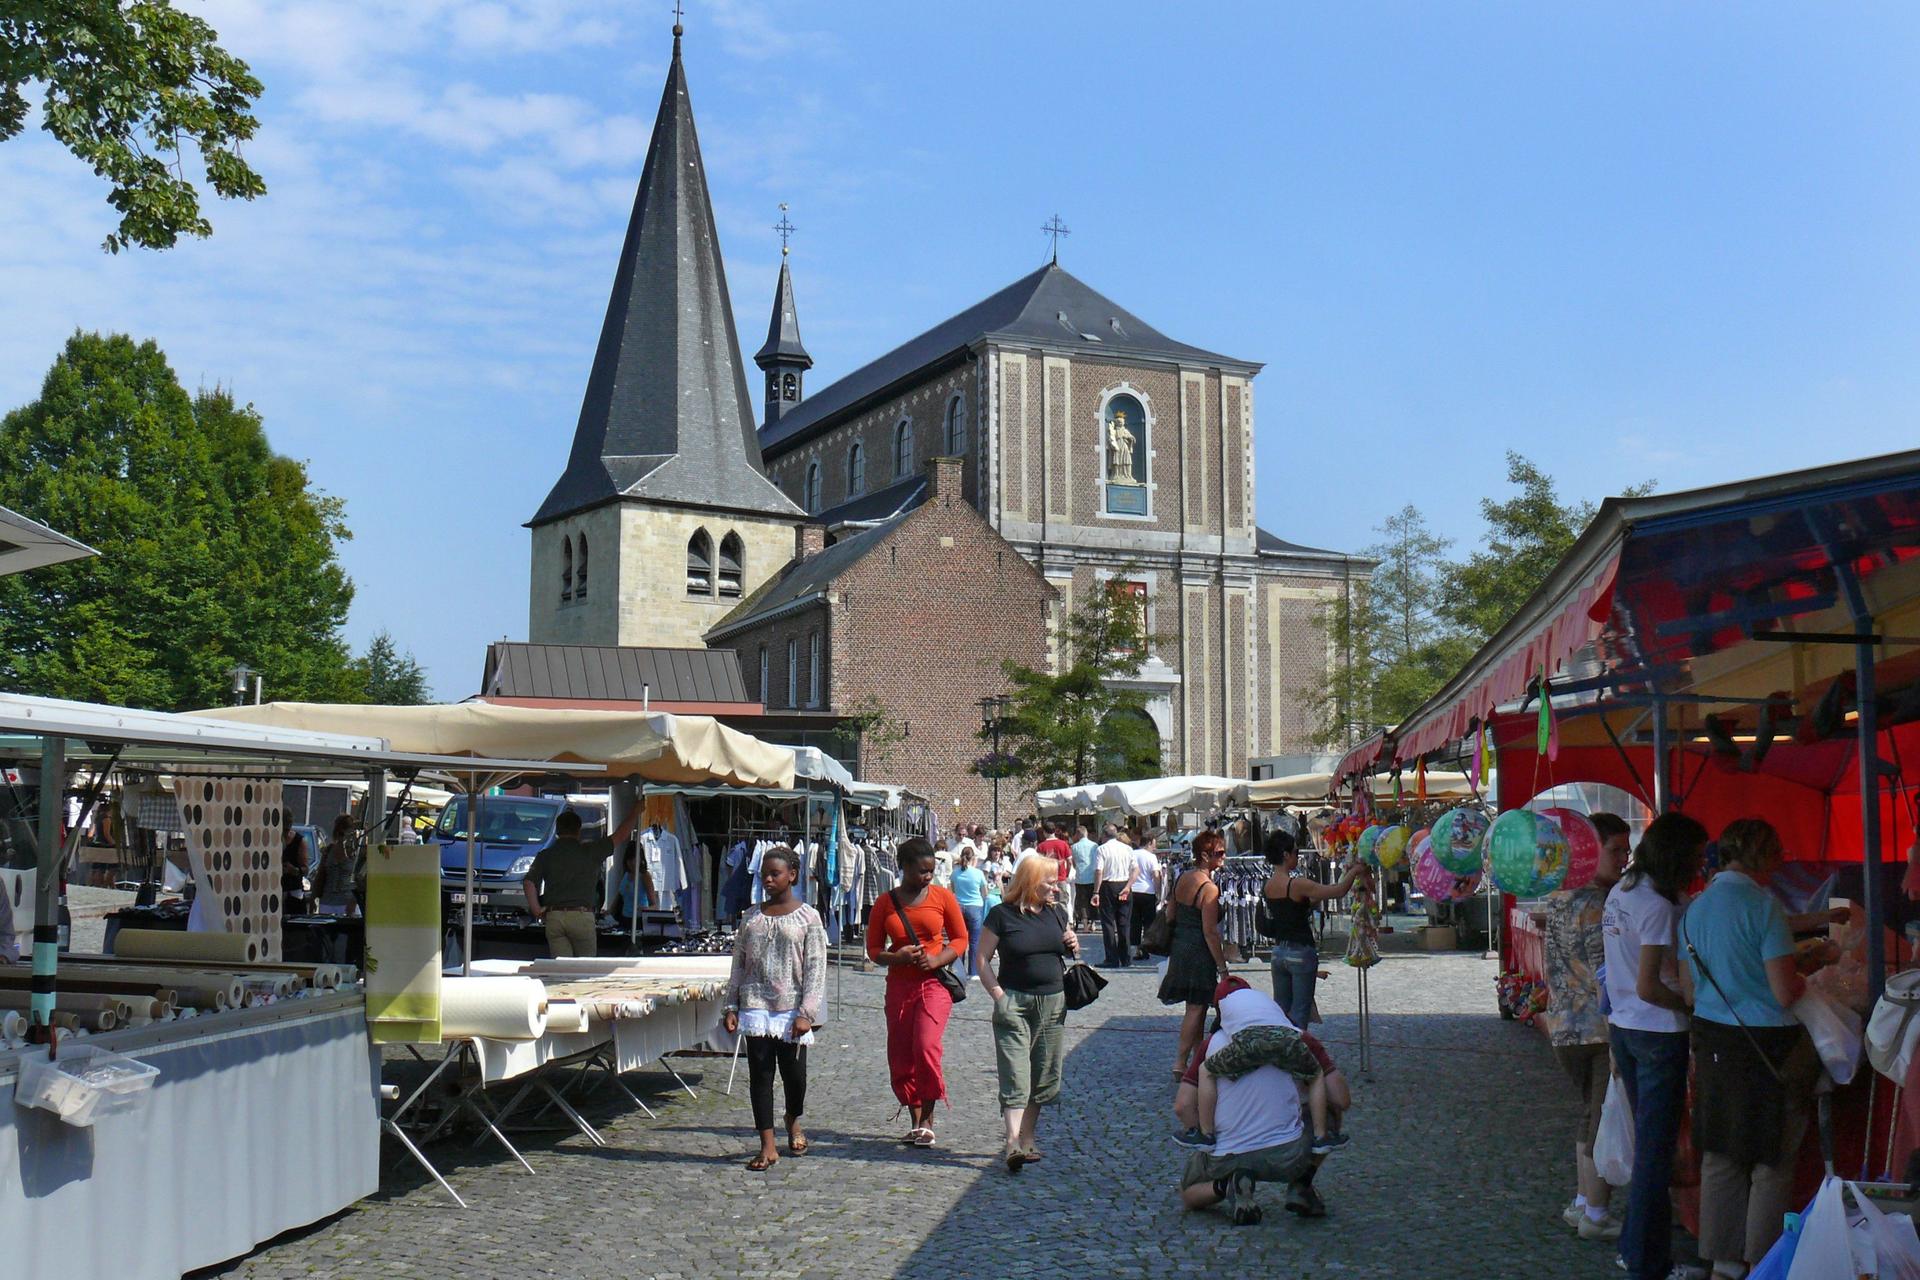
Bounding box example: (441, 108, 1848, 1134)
(1562, 1199, 1586, 1229)
(1578, 1214, 1623, 1241)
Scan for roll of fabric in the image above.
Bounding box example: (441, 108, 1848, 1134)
(363, 843, 441, 1043)
(113, 928, 251, 964)
(440, 976, 547, 1041)
(544, 1000, 589, 1035)
(0, 1010, 24, 1040)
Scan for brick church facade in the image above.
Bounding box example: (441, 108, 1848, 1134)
(525, 23, 1359, 807)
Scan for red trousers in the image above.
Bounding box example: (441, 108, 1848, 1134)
(885, 972, 954, 1108)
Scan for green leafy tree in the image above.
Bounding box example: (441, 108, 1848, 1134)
(0, 331, 358, 709)
(845, 693, 908, 774)
(353, 630, 431, 705)
(984, 581, 1161, 790)
(1439, 453, 1597, 639)
(2, 2, 266, 251)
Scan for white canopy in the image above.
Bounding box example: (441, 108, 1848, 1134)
(1038, 775, 1246, 818)
(1243, 768, 1490, 809)
(0, 506, 96, 578)
(846, 781, 902, 810)
(1035, 783, 1105, 816)
(789, 746, 853, 791)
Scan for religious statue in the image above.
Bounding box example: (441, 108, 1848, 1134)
(1107, 410, 1139, 485)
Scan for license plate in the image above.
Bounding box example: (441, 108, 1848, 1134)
(451, 893, 483, 905)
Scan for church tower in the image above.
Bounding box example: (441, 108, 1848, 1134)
(526, 20, 806, 651)
(753, 226, 811, 429)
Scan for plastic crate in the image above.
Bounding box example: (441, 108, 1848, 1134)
(14, 1043, 159, 1127)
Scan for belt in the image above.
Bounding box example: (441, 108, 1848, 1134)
(545, 906, 595, 914)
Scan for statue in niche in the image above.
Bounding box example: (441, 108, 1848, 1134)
(1107, 409, 1139, 485)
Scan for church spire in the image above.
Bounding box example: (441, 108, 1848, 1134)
(532, 18, 801, 525)
(754, 205, 811, 429)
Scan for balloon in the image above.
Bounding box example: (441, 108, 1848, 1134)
(1376, 824, 1411, 870)
(1357, 824, 1385, 867)
(1540, 807, 1602, 891)
(1487, 809, 1569, 898)
(1413, 840, 1481, 902)
(1430, 806, 1490, 877)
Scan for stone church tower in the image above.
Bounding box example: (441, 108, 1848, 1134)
(527, 24, 805, 650)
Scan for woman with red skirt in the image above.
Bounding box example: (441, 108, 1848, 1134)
(866, 837, 968, 1147)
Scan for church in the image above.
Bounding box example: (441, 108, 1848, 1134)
(525, 22, 1361, 810)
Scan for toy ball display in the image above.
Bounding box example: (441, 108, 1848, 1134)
(1413, 841, 1481, 903)
(1430, 806, 1490, 877)
(1357, 824, 1386, 867)
(1488, 809, 1569, 898)
(1375, 824, 1412, 870)
(1539, 807, 1602, 891)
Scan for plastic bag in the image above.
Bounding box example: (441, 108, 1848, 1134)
(1748, 1210, 1801, 1280)
(1593, 1075, 1635, 1187)
(1796, 987, 1866, 1085)
(1788, 1177, 1920, 1280)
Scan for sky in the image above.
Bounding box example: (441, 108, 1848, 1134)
(3, 2, 1918, 699)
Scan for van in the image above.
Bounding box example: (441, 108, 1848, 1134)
(434, 794, 608, 922)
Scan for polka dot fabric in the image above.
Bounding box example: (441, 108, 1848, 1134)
(173, 777, 285, 962)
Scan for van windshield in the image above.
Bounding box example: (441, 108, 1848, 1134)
(434, 799, 557, 845)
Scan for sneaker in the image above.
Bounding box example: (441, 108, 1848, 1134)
(1284, 1182, 1328, 1218)
(1226, 1170, 1261, 1225)
(1666, 1267, 1709, 1280)
(1577, 1214, 1623, 1241)
(1310, 1131, 1351, 1156)
(1562, 1199, 1587, 1230)
(1172, 1127, 1216, 1150)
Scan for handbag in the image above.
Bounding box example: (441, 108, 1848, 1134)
(890, 888, 966, 1003)
(1867, 969, 1920, 1083)
(1063, 961, 1108, 1011)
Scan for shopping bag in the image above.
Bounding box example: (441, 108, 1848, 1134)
(1747, 1211, 1801, 1280)
(1797, 987, 1866, 1085)
(1789, 1177, 1920, 1280)
(1860, 1195, 1920, 1280)
(1593, 1075, 1635, 1187)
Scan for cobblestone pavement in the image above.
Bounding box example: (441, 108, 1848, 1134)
(204, 944, 1640, 1280)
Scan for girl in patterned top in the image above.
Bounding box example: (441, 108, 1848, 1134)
(724, 846, 827, 1171)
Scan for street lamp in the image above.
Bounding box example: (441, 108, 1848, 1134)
(978, 694, 1012, 830)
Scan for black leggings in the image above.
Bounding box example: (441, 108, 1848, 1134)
(747, 1035, 807, 1133)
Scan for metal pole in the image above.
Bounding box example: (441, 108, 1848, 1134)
(1858, 634, 1887, 1005)
(991, 714, 1001, 831)
(31, 736, 64, 1039)
(1650, 695, 1671, 815)
(463, 776, 477, 978)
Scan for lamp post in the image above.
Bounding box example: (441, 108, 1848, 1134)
(978, 694, 1011, 830)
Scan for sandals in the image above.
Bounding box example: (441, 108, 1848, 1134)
(1023, 1148, 1043, 1163)
(746, 1153, 779, 1171)
(785, 1116, 809, 1156)
(912, 1126, 936, 1147)
(1005, 1148, 1027, 1174)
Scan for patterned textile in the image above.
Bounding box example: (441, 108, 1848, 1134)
(1542, 884, 1608, 1047)
(1204, 1024, 1323, 1084)
(724, 904, 828, 1023)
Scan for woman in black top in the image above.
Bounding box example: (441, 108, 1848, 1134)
(280, 816, 311, 916)
(979, 856, 1079, 1173)
(1261, 829, 1367, 1028)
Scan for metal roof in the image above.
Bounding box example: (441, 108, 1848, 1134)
(810, 473, 928, 531)
(759, 263, 1261, 458)
(1255, 526, 1354, 561)
(481, 642, 750, 704)
(0, 507, 96, 577)
(530, 30, 802, 527)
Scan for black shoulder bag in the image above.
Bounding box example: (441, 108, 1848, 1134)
(890, 888, 966, 1003)
(1679, 911, 1785, 1084)
(1056, 903, 1108, 1010)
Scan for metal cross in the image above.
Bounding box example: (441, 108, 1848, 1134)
(673, 0, 685, 25)
(774, 203, 795, 255)
(1041, 213, 1070, 264)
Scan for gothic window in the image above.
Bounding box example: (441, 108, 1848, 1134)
(848, 442, 866, 496)
(686, 529, 713, 596)
(757, 644, 769, 702)
(893, 418, 914, 478)
(782, 372, 798, 401)
(560, 536, 573, 602)
(1102, 391, 1149, 516)
(804, 462, 821, 513)
(718, 532, 744, 598)
(575, 532, 589, 600)
(944, 394, 965, 455)
(786, 637, 799, 708)
(808, 630, 821, 707)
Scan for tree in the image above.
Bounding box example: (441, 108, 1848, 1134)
(353, 630, 431, 705)
(2, 2, 266, 251)
(0, 331, 359, 709)
(984, 580, 1161, 791)
(1440, 452, 1596, 640)
(845, 693, 908, 774)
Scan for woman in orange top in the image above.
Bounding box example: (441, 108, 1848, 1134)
(866, 836, 968, 1147)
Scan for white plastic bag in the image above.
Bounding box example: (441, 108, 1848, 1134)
(1593, 1074, 1635, 1187)
(1796, 987, 1866, 1084)
(1868, 970, 1920, 1083)
(1789, 1177, 1920, 1280)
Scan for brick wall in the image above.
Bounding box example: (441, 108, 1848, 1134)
(762, 364, 976, 515)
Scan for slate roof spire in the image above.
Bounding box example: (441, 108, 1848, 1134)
(532, 21, 801, 525)
(753, 221, 811, 427)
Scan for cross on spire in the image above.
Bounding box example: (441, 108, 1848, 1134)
(1041, 213, 1070, 264)
(774, 203, 795, 257)
(672, 0, 684, 43)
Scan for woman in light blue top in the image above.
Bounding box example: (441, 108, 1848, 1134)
(950, 848, 989, 978)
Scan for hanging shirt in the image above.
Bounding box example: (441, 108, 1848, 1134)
(642, 826, 686, 896)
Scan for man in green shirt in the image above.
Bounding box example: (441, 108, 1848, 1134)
(521, 804, 644, 957)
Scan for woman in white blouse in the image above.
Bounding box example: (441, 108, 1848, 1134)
(723, 847, 828, 1170)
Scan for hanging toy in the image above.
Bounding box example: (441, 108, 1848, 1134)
(1375, 824, 1412, 870)
(1430, 806, 1490, 877)
(1539, 808, 1601, 891)
(1487, 809, 1569, 898)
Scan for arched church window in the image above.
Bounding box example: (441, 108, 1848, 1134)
(686, 529, 713, 597)
(944, 394, 965, 455)
(782, 372, 798, 402)
(560, 536, 573, 602)
(575, 532, 589, 600)
(847, 442, 866, 497)
(893, 418, 914, 478)
(804, 462, 821, 513)
(1102, 392, 1149, 516)
(718, 532, 744, 598)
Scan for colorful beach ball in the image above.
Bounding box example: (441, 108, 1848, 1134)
(1430, 806, 1490, 877)
(1413, 840, 1481, 902)
(1539, 808, 1602, 891)
(1488, 809, 1569, 898)
(1357, 824, 1386, 867)
(1375, 824, 1412, 870)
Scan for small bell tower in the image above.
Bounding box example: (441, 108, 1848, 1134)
(753, 205, 811, 429)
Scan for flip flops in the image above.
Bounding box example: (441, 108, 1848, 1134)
(746, 1153, 778, 1172)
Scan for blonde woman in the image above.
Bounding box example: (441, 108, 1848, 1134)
(978, 856, 1079, 1172)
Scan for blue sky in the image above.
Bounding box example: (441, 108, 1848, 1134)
(3, 2, 1917, 699)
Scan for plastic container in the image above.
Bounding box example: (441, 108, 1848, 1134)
(14, 1043, 159, 1127)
